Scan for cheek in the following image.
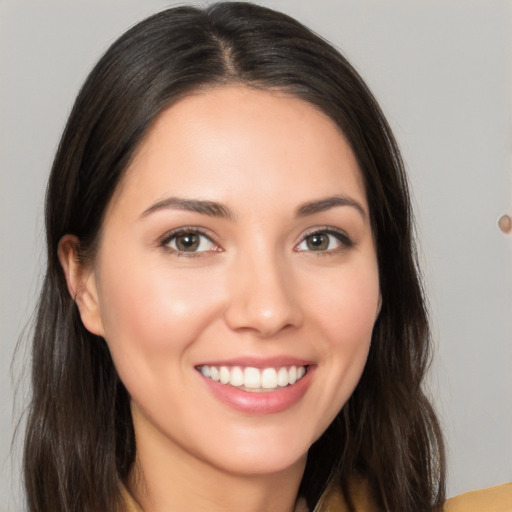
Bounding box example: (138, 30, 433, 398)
(307, 259, 379, 409)
(95, 255, 225, 365)
(312, 261, 380, 344)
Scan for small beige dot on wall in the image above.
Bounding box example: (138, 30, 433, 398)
(498, 214, 512, 234)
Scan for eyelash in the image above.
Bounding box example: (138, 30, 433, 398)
(159, 226, 354, 257)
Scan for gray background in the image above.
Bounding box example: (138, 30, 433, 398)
(1, 0, 511, 510)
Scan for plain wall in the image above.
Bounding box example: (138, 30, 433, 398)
(1, 1, 511, 510)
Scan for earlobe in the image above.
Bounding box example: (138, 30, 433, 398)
(57, 235, 105, 337)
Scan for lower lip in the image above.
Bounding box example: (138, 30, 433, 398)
(198, 367, 314, 415)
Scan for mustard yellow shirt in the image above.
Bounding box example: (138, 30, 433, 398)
(122, 480, 512, 511)
(313, 478, 512, 512)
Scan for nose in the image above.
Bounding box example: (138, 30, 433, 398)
(223, 251, 303, 338)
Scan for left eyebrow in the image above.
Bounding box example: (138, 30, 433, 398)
(296, 195, 367, 220)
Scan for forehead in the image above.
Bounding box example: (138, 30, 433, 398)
(110, 85, 367, 217)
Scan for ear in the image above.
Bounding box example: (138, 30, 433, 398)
(58, 234, 105, 337)
(376, 292, 382, 318)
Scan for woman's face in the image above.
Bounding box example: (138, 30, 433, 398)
(77, 86, 380, 477)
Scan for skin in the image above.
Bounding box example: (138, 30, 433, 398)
(59, 86, 381, 512)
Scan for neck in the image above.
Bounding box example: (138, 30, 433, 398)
(127, 423, 306, 512)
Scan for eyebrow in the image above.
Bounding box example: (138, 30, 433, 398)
(141, 194, 366, 221)
(296, 195, 367, 219)
(141, 197, 235, 220)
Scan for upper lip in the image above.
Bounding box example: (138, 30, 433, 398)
(195, 356, 314, 369)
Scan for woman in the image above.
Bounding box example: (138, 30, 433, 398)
(23, 2, 447, 511)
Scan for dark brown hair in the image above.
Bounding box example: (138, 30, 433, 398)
(24, 2, 445, 511)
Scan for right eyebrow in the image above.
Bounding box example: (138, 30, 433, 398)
(140, 197, 235, 220)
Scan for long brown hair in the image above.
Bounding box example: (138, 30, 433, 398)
(24, 3, 445, 511)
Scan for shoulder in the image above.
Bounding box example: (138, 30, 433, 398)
(317, 479, 512, 512)
(120, 479, 512, 512)
(444, 483, 512, 512)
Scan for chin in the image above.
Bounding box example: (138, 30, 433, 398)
(193, 424, 314, 477)
(211, 447, 308, 478)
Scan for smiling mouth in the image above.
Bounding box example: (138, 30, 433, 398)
(197, 365, 308, 392)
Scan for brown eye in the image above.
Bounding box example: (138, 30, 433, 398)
(296, 229, 352, 253)
(175, 233, 200, 252)
(306, 233, 329, 251)
(164, 231, 217, 254)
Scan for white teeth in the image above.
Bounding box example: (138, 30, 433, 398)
(288, 366, 297, 385)
(230, 366, 244, 387)
(244, 367, 261, 389)
(261, 368, 277, 389)
(277, 367, 289, 387)
(210, 366, 220, 382)
(219, 366, 230, 384)
(198, 364, 307, 390)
